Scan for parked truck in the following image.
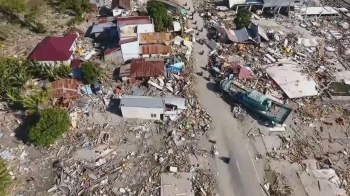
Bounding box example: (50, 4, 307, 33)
(220, 77, 292, 124)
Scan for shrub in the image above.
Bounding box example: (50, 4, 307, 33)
(234, 8, 252, 29)
(0, 159, 12, 196)
(81, 62, 101, 84)
(28, 108, 71, 146)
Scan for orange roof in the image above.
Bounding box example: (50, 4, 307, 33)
(130, 58, 164, 78)
(139, 32, 172, 44)
(140, 44, 171, 54)
(51, 79, 78, 98)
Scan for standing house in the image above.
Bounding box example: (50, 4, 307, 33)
(117, 16, 153, 40)
(111, 0, 131, 16)
(28, 34, 78, 66)
(120, 96, 187, 120)
(120, 96, 165, 120)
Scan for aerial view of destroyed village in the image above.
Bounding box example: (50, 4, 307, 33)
(1, 0, 350, 195)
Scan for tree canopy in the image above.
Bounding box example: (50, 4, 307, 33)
(81, 62, 101, 84)
(28, 108, 71, 146)
(234, 8, 252, 29)
(57, 0, 91, 15)
(147, 0, 173, 31)
(0, 0, 28, 13)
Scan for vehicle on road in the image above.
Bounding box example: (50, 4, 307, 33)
(220, 77, 292, 124)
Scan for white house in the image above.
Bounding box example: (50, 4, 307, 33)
(28, 34, 78, 66)
(120, 96, 186, 120)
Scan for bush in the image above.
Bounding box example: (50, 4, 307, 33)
(0, 159, 12, 196)
(54, 64, 71, 78)
(28, 108, 71, 146)
(81, 62, 101, 84)
(58, 0, 91, 15)
(147, 0, 173, 31)
(234, 8, 252, 29)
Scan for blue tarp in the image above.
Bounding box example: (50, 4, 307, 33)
(71, 68, 82, 79)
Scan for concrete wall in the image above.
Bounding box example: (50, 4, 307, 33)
(121, 106, 164, 120)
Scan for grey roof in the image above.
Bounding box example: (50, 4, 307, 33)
(120, 96, 164, 108)
(90, 22, 117, 34)
(164, 97, 186, 109)
(234, 28, 251, 42)
(263, 0, 303, 7)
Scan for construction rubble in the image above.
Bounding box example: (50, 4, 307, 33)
(191, 0, 350, 195)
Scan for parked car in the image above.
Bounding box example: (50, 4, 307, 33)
(92, 82, 102, 95)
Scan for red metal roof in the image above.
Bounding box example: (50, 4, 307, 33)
(51, 79, 78, 98)
(140, 44, 171, 54)
(117, 16, 152, 27)
(111, 0, 131, 10)
(130, 58, 164, 78)
(28, 34, 78, 61)
(70, 59, 84, 68)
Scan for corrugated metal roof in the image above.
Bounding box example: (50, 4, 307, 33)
(130, 58, 164, 78)
(117, 16, 152, 27)
(51, 79, 78, 98)
(139, 32, 172, 44)
(120, 96, 164, 108)
(140, 44, 171, 54)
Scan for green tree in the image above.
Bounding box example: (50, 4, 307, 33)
(81, 62, 101, 84)
(0, 0, 28, 13)
(57, 0, 90, 15)
(0, 159, 12, 196)
(54, 64, 71, 79)
(29, 108, 71, 146)
(147, 0, 173, 31)
(234, 8, 252, 29)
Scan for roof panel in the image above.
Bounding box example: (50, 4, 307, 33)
(140, 44, 171, 54)
(117, 16, 152, 27)
(139, 32, 172, 44)
(28, 34, 77, 61)
(120, 96, 164, 108)
(130, 58, 164, 78)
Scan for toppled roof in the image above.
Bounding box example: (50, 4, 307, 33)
(111, 0, 131, 10)
(70, 59, 85, 68)
(264, 59, 318, 98)
(139, 32, 172, 44)
(161, 173, 195, 196)
(28, 34, 78, 61)
(120, 96, 164, 108)
(140, 44, 171, 54)
(90, 22, 117, 34)
(51, 79, 78, 98)
(117, 16, 152, 27)
(130, 58, 164, 78)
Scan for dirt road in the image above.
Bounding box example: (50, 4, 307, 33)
(176, 1, 267, 195)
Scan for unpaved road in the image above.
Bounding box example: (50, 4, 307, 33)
(175, 1, 267, 195)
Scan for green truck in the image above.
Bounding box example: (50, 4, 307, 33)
(220, 77, 292, 124)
